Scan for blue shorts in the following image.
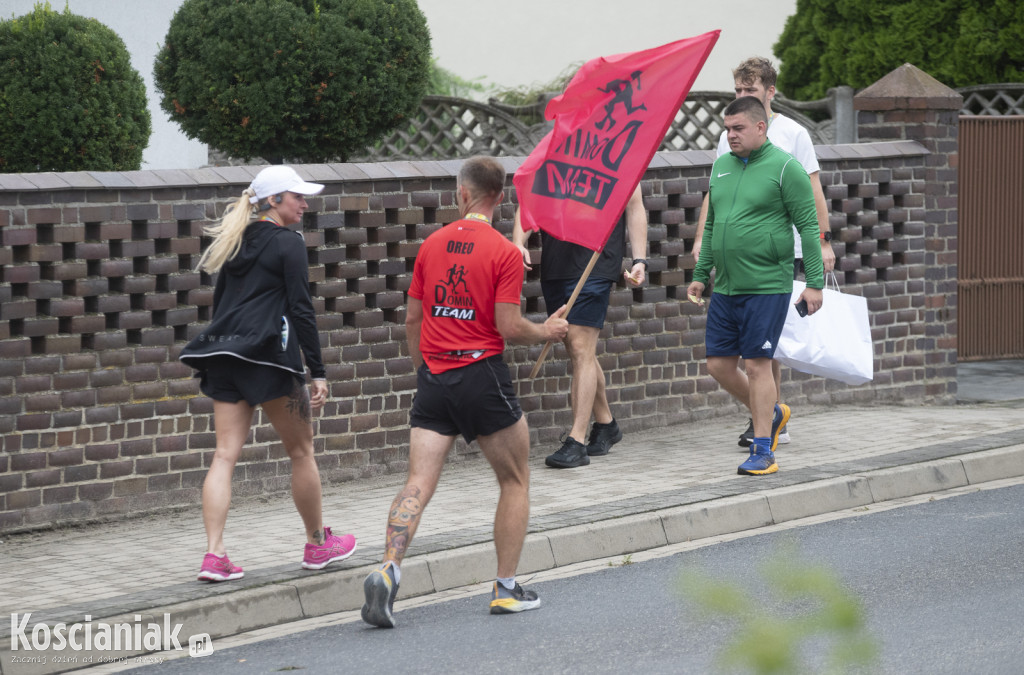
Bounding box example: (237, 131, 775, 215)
(410, 356, 523, 443)
(541, 277, 614, 328)
(705, 293, 791, 359)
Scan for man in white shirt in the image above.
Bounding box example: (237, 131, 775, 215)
(691, 56, 836, 448)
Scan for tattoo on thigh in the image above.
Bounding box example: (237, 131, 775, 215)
(385, 486, 423, 562)
(286, 380, 311, 423)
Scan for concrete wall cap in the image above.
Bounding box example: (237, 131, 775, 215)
(0, 144, 928, 193)
(855, 63, 963, 111)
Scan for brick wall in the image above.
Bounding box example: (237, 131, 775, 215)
(854, 63, 963, 397)
(0, 135, 956, 533)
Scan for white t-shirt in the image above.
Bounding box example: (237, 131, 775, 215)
(716, 113, 820, 258)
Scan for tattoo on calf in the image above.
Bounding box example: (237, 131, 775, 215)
(385, 486, 424, 562)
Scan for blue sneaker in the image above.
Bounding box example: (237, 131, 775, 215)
(770, 404, 791, 453)
(738, 444, 778, 475)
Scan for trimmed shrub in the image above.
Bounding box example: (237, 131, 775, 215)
(774, 0, 1024, 100)
(154, 0, 432, 163)
(0, 2, 151, 172)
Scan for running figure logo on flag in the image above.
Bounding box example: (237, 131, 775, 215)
(514, 31, 720, 252)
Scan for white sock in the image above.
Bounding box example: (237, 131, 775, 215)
(497, 576, 516, 590)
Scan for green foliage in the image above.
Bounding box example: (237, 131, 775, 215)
(154, 0, 431, 163)
(427, 58, 487, 98)
(679, 543, 877, 674)
(774, 0, 1024, 100)
(0, 2, 151, 172)
(485, 63, 582, 127)
(489, 62, 582, 107)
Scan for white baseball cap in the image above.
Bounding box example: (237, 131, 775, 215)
(248, 165, 324, 203)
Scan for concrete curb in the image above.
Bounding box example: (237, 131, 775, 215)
(3, 445, 1023, 675)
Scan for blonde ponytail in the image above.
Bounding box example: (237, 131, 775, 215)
(195, 189, 259, 273)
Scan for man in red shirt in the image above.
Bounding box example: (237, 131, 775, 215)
(361, 157, 569, 628)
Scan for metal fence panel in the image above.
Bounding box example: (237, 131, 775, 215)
(958, 116, 1024, 360)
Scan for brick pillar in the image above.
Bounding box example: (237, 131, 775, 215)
(855, 63, 963, 400)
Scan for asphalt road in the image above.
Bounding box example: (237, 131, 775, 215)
(124, 482, 1024, 675)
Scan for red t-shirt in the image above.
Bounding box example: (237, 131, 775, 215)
(408, 217, 524, 374)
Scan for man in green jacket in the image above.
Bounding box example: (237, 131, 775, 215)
(686, 96, 823, 476)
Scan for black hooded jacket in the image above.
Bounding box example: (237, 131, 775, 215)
(179, 220, 325, 378)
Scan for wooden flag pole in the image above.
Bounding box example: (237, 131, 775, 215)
(529, 249, 602, 379)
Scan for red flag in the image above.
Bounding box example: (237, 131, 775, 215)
(514, 31, 719, 251)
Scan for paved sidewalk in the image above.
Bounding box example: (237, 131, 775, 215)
(956, 358, 1024, 402)
(3, 380, 1024, 674)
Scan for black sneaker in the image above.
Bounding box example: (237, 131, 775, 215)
(738, 418, 754, 447)
(545, 436, 589, 468)
(489, 581, 541, 614)
(586, 419, 622, 456)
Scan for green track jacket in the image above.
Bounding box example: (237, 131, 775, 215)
(694, 139, 824, 294)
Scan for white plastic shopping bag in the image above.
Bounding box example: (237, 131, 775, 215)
(775, 272, 874, 385)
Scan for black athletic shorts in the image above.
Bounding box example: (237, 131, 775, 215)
(199, 356, 303, 406)
(409, 355, 523, 443)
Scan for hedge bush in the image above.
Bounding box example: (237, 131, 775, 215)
(774, 0, 1024, 100)
(0, 3, 151, 172)
(154, 0, 432, 163)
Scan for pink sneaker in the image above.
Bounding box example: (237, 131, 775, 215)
(197, 553, 244, 582)
(302, 527, 357, 570)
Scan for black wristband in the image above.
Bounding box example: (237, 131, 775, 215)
(631, 258, 648, 269)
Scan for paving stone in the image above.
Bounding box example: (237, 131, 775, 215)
(2, 404, 1023, 656)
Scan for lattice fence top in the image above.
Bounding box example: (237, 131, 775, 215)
(959, 84, 1024, 116)
(659, 92, 731, 152)
(355, 96, 535, 161)
(219, 84, 1024, 164)
(353, 92, 832, 161)
(660, 92, 831, 151)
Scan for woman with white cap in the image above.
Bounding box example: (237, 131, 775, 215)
(181, 165, 356, 581)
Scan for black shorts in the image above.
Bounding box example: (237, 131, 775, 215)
(410, 355, 522, 443)
(199, 356, 303, 406)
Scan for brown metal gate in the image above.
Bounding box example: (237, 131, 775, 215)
(957, 116, 1024, 361)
